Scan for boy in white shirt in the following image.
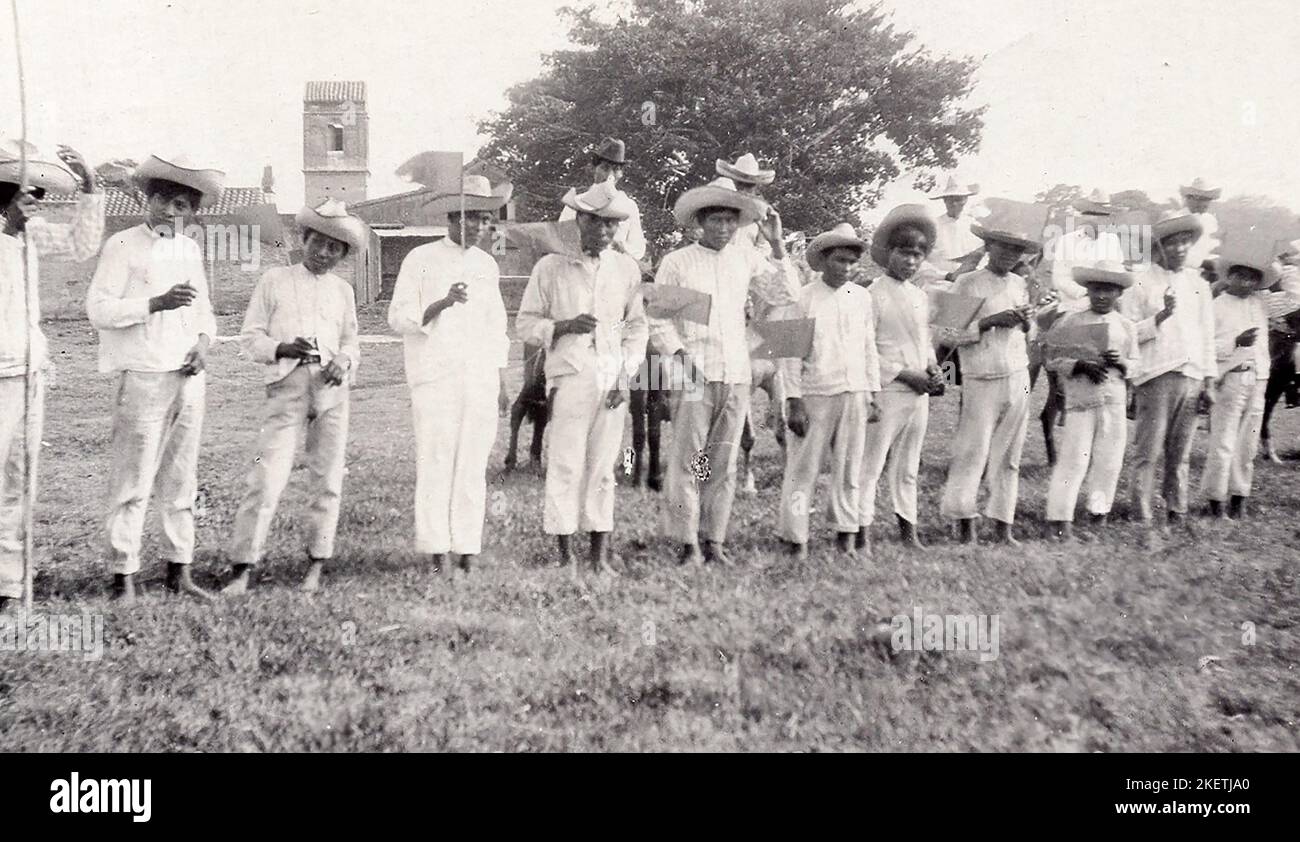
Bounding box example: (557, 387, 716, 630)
(1043, 262, 1140, 541)
(223, 200, 365, 594)
(1200, 241, 1274, 519)
(778, 224, 881, 559)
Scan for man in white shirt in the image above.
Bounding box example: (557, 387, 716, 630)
(777, 224, 881, 560)
(388, 176, 511, 575)
(929, 176, 983, 281)
(1200, 241, 1274, 519)
(516, 183, 647, 574)
(557, 138, 646, 262)
(1045, 190, 1128, 314)
(223, 200, 365, 594)
(717, 154, 775, 260)
(1180, 178, 1222, 270)
(936, 200, 1048, 545)
(87, 154, 224, 603)
(649, 178, 799, 566)
(0, 141, 104, 612)
(859, 206, 944, 553)
(1119, 211, 1217, 543)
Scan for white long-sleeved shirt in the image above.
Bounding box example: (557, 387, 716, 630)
(1186, 211, 1220, 269)
(387, 237, 509, 388)
(0, 193, 106, 378)
(1044, 309, 1140, 411)
(649, 242, 798, 386)
(869, 274, 937, 392)
(86, 222, 217, 375)
(515, 249, 648, 389)
(1119, 264, 1217, 386)
(558, 186, 647, 262)
(1212, 291, 1270, 375)
(936, 268, 1031, 380)
(1045, 228, 1127, 314)
(780, 278, 880, 398)
(241, 263, 360, 385)
(931, 213, 983, 272)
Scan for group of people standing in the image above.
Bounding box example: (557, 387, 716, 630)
(1, 135, 1296, 609)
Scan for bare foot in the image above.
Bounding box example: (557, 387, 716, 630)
(300, 560, 324, 593)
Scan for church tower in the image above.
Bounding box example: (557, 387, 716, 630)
(303, 81, 369, 207)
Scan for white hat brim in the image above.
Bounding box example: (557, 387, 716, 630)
(715, 159, 775, 186)
(132, 155, 226, 206)
(673, 185, 764, 227)
(295, 206, 368, 250)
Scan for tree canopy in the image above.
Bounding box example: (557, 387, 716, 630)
(478, 0, 984, 256)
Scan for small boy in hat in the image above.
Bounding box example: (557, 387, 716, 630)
(937, 199, 1048, 544)
(87, 154, 224, 603)
(777, 223, 880, 559)
(516, 182, 648, 574)
(649, 177, 798, 566)
(1199, 240, 1274, 518)
(1043, 262, 1140, 541)
(857, 206, 945, 552)
(1118, 210, 1216, 543)
(222, 200, 365, 594)
(558, 137, 646, 261)
(0, 141, 104, 612)
(388, 175, 512, 574)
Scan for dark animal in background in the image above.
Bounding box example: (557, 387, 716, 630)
(504, 342, 549, 472)
(628, 351, 670, 490)
(1260, 310, 1300, 462)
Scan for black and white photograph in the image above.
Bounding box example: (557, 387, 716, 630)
(0, 0, 1295, 809)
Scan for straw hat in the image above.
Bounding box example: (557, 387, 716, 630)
(133, 154, 226, 206)
(1073, 188, 1117, 216)
(1072, 259, 1133, 289)
(423, 175, 513, 217)
(295, 199, 368, 250)
(930, 176, 978, 200)
(672, 177, 765, 227)
(1180, 177, 1221, 201)
(1151, 209, 1203, 244)
(1217, 235, 1282, 287)
(715, 153, 775, 186)
(970, 199, 1050, 253)
(0, 139, 80, 194)
(806, 223, 867, 271)
(560, 181, 634, 220)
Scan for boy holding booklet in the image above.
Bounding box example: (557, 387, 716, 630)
(1043, 262, 1140, 541)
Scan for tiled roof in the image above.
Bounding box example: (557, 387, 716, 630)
(305, 81, 366, 103)
(44, 186, 267, 216)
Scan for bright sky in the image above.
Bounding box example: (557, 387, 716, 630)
(3, 0, 1297, 219)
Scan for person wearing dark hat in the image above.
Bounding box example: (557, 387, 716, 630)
(936, 200, 1048, 545)
(857, 206, 944, 552)
(222, 200, 366, 595)
(388, 175, 512, 575)
(1179, 177, 1222, 269)
(558, 137, 645, 261)
(1043, 261, 1140, 541)
(776, 223, 880, 560)
(86, 154, 225, 603)
(1118, 210, 1216, 544)
(0, 141, 104, 612)
(648, 177, 799, 566)
(516, 182, 648, 575)
(929, 176, 983, 280)
(1199, 239, 1275, 519)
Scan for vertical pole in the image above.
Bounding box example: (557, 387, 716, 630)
(11, 0, 36, 612)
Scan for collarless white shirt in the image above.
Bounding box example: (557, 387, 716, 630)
(242, 262, 361, 384)
(782, 278, 881, 398)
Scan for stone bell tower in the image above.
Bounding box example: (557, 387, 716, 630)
(303, 81, 369, 207)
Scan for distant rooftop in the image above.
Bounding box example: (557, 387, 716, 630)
(305, 81, 366, 103)
(45, 186, 267, 216)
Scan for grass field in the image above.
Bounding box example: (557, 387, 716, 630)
(2, 300, 1299, 751)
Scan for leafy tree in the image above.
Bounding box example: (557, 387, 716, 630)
(478, 0, 984, 256)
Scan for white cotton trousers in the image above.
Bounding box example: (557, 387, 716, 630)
(858, 388, 929, 528)
(1045, 401, 1127, 521)
(1201, 371, 1266, 501)
(940, 370, 1031, 523)
(0, 374, 42, 599)
(778, 391, 868, 544)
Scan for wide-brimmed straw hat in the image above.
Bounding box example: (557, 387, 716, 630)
(970, 199, 1050, 253)
(0, 139, 80, 194)
(806, 223, 867, 271)
(1073, 188, 1117, 216)
(672, 177, 765, 227)
(930, 175, 978, 200)
(1151, 209, 1203, 244)
(715, 153, 775, 186)
(1180, 177, 1221, 201)
(1217, 235, 1281, 287)
(869, 204, 938, 266)
(133, 154, 226, 206)
(1072, 259, 1133, 289)
(295, 198, 368, 250)
(560, 181, 634, 220)
(423, 175, 513, 217)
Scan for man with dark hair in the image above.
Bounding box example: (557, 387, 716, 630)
(87, 154, 225, 603)
(0, 140, 104, 613)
